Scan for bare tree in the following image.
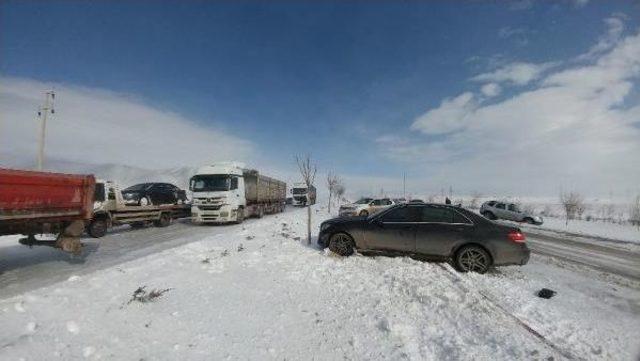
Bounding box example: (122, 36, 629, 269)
(326, 171, 340, 214)
(469, 191, 483, 209)
(560, 191, 585, 225)
(629, 195, 640, 229)
(296, 154, 317, 245)
(334, 184, 346, 204)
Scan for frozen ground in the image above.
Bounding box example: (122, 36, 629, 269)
(1, 206, 639, 360)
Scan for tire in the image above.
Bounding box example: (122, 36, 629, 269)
(130, 222, 146, 229)
(482, 211, 497, 220)
(88, 219, 107, 238)
(454, 245, 492, 274)
(154, 212, 171, 227)
(235, 208, 245, 224)
(139, 197, 151, 206)
(359, 210, 369, 217)
(328, 233, 355, 256)
(256, 206, 264, 218)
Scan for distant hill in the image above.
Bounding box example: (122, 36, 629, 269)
(3, 158, 197, 189)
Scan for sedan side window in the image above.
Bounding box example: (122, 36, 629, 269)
(379, 207, 415, 222)
(418, 206, 454, 223)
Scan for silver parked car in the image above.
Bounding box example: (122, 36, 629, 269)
(480, 201, 543, 225)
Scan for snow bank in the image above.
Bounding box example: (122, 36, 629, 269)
(1, 206, 638, 360)
(521, 216, 640, 244)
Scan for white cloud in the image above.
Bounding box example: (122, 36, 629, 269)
(480, 83, 502, 97)
(578, 13, 626, 60)
(0, 77, 254, 169)
(397, 29, 640, 196)
(471, 62, 556, 86)
(410, 93, 475, 135)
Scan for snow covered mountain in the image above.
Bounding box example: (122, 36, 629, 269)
(3, 158, 198, 189)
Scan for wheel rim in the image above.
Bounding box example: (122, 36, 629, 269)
(140, 197, 149, 206)
(332, 234, 351, 254)
(459, 249, 488, 272)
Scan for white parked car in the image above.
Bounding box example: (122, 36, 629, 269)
(480, 201, 543, 225)
(339, 198, 395, 217)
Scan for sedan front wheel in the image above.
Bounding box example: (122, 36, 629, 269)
(328, 233, 355, 257)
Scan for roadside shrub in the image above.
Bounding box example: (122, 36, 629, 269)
(630, 195, 640, 228)
(560, 191, 585, 225)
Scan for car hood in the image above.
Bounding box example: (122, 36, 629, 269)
(322, 216, 367, 226)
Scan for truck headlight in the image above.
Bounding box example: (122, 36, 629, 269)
(220, 211, 229, 217)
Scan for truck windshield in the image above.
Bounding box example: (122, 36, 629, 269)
(292, 188, 307, 194)
(190, 175, 230, 192)
(94, 183, 105, 202)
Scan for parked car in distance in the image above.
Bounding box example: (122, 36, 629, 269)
(319, 203, 530, 273)
(339, 198, 394, 217)
(122, 183, 188, 206)
(393, 198, 407, 204)
(480, 201, 543, 225)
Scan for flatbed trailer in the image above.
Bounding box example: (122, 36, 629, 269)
(87, 180, 191, 237)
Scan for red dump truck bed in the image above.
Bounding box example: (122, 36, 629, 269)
(0, 168, 95, 240)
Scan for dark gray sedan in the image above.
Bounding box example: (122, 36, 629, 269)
(318, 203, 529, 273)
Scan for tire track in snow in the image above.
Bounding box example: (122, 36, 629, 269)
(434, 263, 584, 361)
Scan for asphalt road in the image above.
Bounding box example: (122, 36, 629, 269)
(0, 218, 249, 299)
(1, 216, 639, 299)
(525, 229, 640, 281)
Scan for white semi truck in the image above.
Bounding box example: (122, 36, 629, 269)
(190, 162, 286, 224)
(291, 182, 317, 206)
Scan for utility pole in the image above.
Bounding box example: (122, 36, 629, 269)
(36, 90, 55, 170)
(403, 172, 406, 200)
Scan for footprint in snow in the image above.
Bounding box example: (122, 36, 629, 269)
(66, 321, 80, 334)
(14, 302, 26, 313)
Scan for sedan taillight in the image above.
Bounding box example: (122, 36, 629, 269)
(508, 230, 526, 243)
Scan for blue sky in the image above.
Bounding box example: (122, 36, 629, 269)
(1, 1, 639, 197)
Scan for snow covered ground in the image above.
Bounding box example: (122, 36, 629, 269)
(1, 206, 639, 360)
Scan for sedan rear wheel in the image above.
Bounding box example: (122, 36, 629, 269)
(328, 233, 355, 257)
(140, 197, 151, 206)
(455, 246, 491, 274)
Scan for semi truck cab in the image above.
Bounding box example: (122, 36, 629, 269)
(190, 163, 246, 223)
(291, 182, 316, 206)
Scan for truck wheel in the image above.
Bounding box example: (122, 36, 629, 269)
(235, 208, 244, 224)
(154, 212, 171, 227)
(257, 206, 264, 218)
(88, 219, 107, 238)
(130, 222, 146, 229)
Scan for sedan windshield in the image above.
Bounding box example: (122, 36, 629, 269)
(124, 183, 153, 192)
(190, 175, 230, 192)
(355, 198, 372, 204)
